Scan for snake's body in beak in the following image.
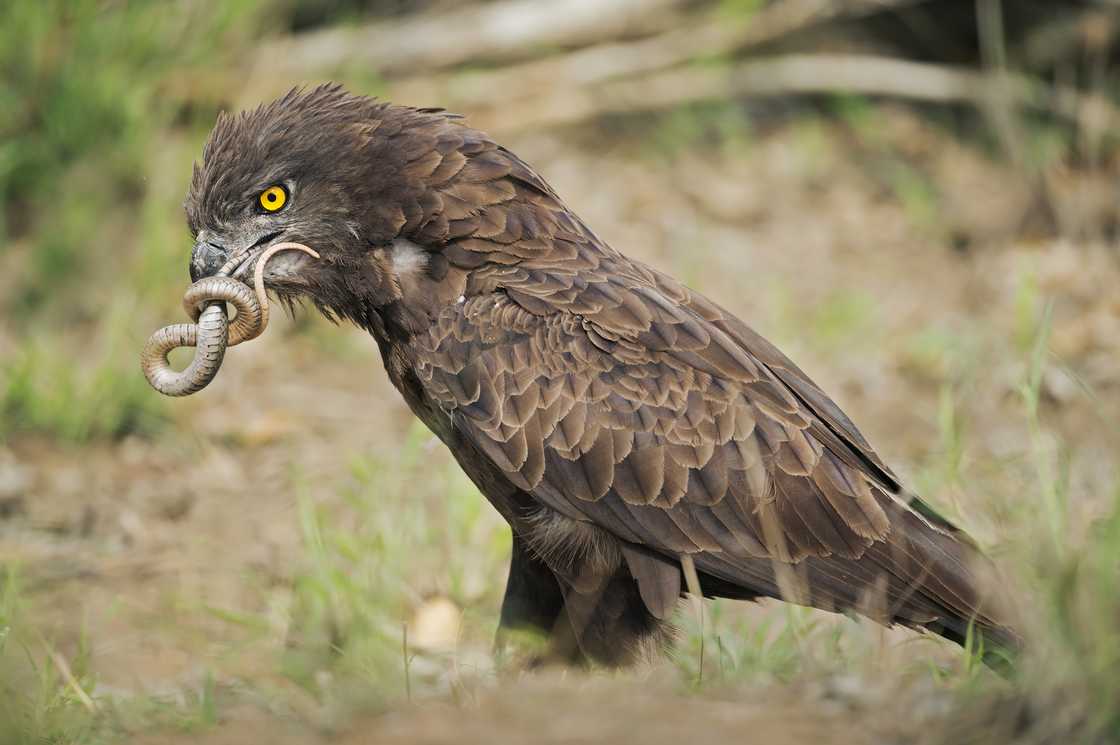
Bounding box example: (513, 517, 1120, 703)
(141, 243, 319, 396)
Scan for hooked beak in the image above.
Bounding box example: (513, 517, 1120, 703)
(190, 238, 229, 282)
(190, 231, 284, 282)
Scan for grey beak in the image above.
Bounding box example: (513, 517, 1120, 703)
(190, 239, 228, 282)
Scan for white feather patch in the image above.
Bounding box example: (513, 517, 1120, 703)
(390, 238, 429, 277)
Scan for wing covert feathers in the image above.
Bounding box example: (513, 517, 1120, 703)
(400, 120, 1013, 647)
(418, 290, 893, 565)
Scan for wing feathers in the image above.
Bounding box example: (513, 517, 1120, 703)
(404, 125, 1009, 646)
(420, 292, 897, 572)
(620, 545, 681, 620)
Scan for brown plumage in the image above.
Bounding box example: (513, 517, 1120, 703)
(184, 84, 1018, 667)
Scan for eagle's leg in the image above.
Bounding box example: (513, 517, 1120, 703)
(495, 533, 672, 669)
(557, 571, 672, 667)
(495, 535, 567, 667)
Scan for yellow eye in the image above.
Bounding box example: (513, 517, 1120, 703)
(258, 185, 287, 212)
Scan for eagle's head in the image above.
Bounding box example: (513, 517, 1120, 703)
(184, 84, 473, 326)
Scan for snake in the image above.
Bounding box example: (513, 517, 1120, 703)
(140, 242, 320, 397)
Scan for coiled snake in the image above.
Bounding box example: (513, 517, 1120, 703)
(141, 243, 319, 396)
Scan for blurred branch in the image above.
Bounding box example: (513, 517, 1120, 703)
(44, 643, 98, 714)
(210, 0, 1119, 152)
(250, 0, 688, 82)
(391, 0, 922, 110)
(447, 53, 1120, 134)
(1020, 5, 1120, 68)
(236, 0, 924, 106)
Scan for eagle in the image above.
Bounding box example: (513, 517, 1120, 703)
(182, 84, 1017, 667)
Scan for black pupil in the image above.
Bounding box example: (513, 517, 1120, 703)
(267, 192, 277, 202)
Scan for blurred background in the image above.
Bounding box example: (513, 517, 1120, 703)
(1, 0, 1119, 742)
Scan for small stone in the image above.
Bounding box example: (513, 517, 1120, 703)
(409, 596, 461, 653)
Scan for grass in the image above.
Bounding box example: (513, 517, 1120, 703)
(944, 300, 1120, 743)
(0, 0, 263, 443)
(280, 421, 508, 708)
(2, 309, 168, 442)
(0, 567, 238, 744)
(639, 101, 753, 162)
(0, 568, 101, 745)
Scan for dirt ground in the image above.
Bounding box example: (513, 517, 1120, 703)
(3, 107, 1118, 742)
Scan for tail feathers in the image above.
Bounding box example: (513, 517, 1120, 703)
(926, 614, 1020, 677)
(695, 504, 1020, 672)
